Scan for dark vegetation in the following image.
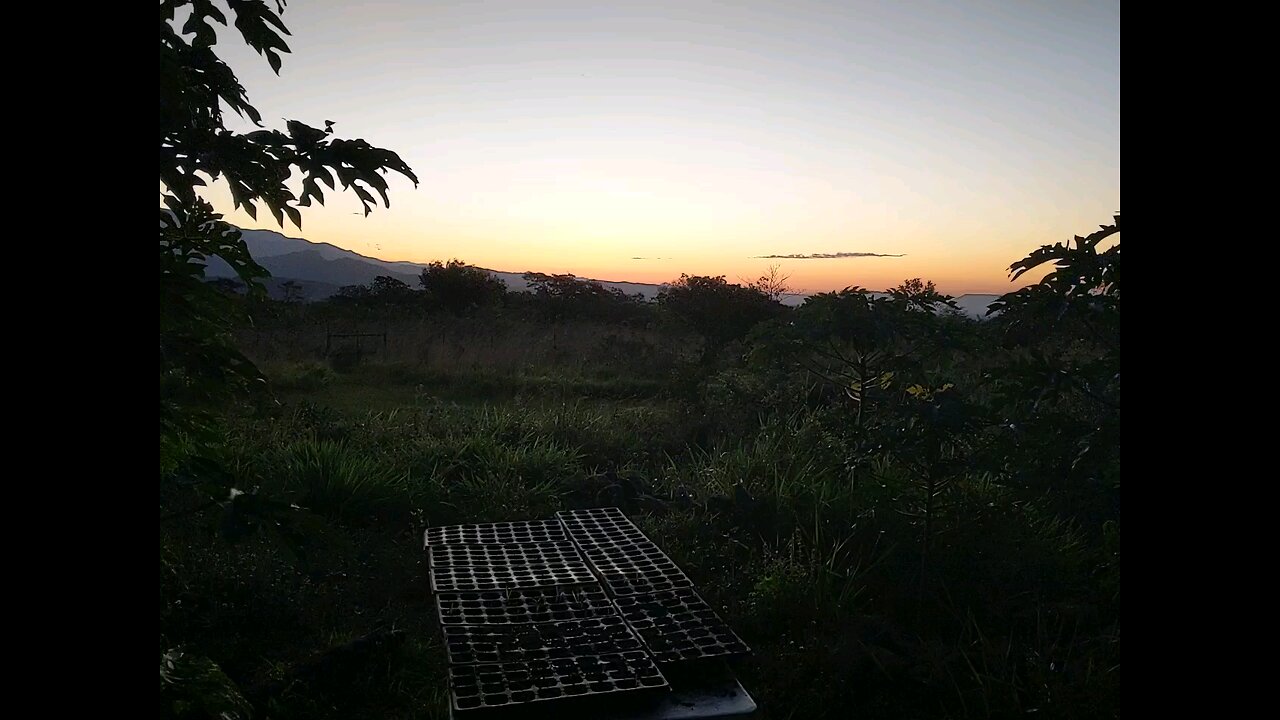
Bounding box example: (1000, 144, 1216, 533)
(161, 4, 1119, 718)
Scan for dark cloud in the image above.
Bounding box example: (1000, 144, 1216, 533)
(753, 251, 905, 259)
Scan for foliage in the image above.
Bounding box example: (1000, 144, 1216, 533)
(887, 277, 957, 314)
(160, 202, 269, 466)
(521, 271, 647, 322)
(986, 214, 1120, 520)
(418, 260, 508, 314)
(992, 214, 1121, 315)
(657, 274, 783, 356)
(332, 275, 420, 314)
(160, 0, 416, 462)
(160, 9, 421, 712)
(261, 439, 414, 525)
(160, 0, 418, 227)
(761, 288, 903, 433)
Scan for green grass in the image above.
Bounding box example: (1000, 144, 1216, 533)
(263, 361, 669, 414)
(163, 355, 1118, 720)
(260, 438, 416, 525)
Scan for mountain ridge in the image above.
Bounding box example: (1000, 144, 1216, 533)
(204, 227, 1000, 317)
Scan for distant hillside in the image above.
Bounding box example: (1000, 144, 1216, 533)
(204, 227, 999, 318)
(950, 294, 1001, 319)
(205, 228, 667, 302)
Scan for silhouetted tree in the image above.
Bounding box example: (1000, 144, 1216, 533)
(522, 272, 646, 322)
(658, 275, 782, 359)
(335, 284, 372, 302)
(370, 276, 416, 302)
(418, 260, 506, 314)
(888, 278, 957, 314)
(328, 276, 418, 312)
(749, 264, 795, 302)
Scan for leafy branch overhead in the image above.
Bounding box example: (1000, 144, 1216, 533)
(1009, 214, 1120, 289)
(990, 214, 1120, 319)
(160, 0, 418, 231)
(160, 0, 417, 457)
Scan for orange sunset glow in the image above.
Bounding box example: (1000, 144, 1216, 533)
(202, 1, 1120, 296)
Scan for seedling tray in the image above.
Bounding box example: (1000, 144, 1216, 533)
(612, 588, 751, 664)
(580, 541, 695, 596)
(433, 510, 755, 716)
(428, 541, 596, 593)
(435, 586, 617, 626)
(557, 508, 695, 594)
(448, 651, 669, 713)
(443, 615, 645, 664)
(425, 519, 567, 547)
(556, 507, 651, 549)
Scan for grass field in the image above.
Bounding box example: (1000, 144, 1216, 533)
(161, 316, 1119, 720)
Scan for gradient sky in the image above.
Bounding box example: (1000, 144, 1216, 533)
(200, 0, 1120, 295)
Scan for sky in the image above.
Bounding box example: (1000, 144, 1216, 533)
(199, 0, 1120, 295)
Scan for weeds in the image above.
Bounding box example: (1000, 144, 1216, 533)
(163, 246, 1119, 718)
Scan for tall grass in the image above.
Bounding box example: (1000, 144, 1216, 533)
(261, 439, 414, 524)
(241, 315, 690, 379)
(166, 337, 1117, 719)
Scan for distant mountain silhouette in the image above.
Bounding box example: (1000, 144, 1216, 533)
(204, 228, 666, 302)
(950, 293, 1002, 319)
(204, 227, 1000, 318)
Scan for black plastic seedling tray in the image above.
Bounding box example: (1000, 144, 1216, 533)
(557, 508, 696, 594)
(428, 541, 597, 593)
(448, 651, 669, 714)
(425, 519, 567, 547)
(612, 588, 751, 664)
(433, 510, 756, 717)
(443, 615, 645, 664)
(557, 507, 634, 525)
(436, 586, 617, 626)
(581, 541, 696, 596)
(556, 507, 651, 549)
